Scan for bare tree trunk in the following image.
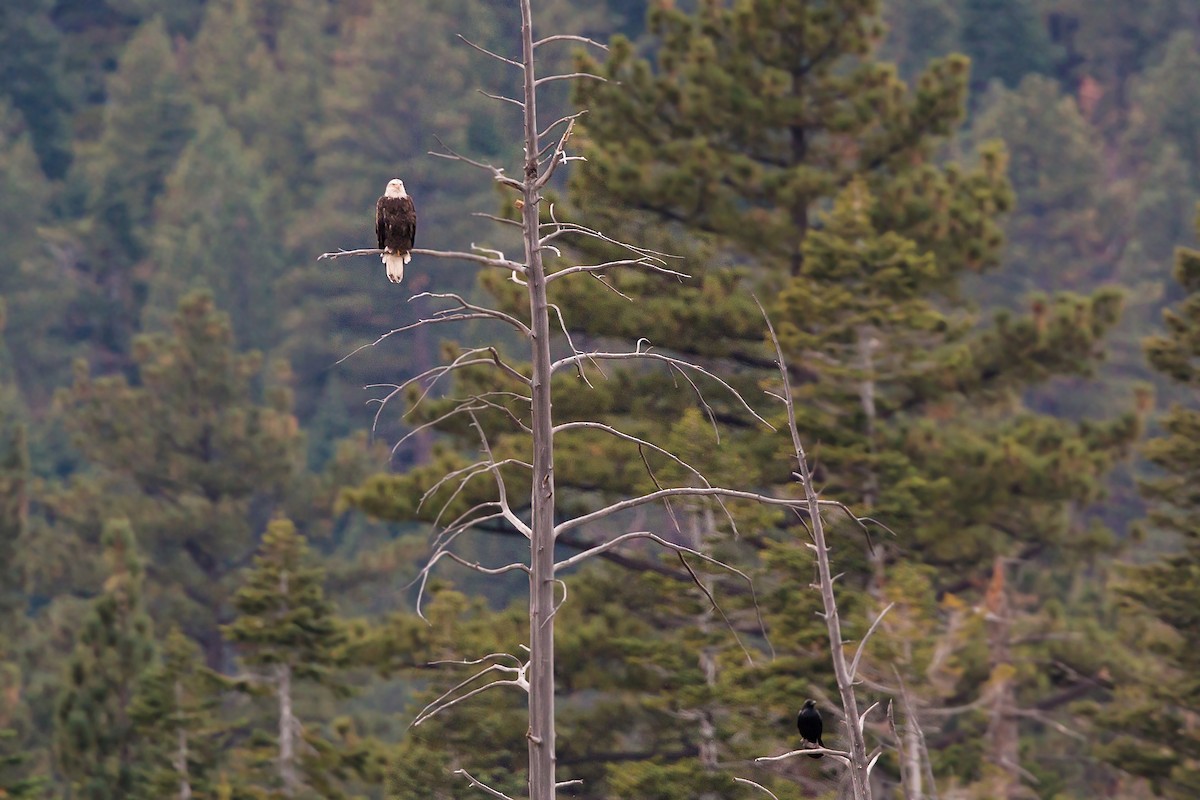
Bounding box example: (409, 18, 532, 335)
(277, 661, 298, 797)
(519, 2, 557, 798)
(984, 557, 1021, 800)
(902, 719, 922, 799)
(173, 679, 193, 800)
(765, 311, 873, 800)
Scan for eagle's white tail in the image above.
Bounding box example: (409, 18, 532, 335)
(382, 251, 407, 284)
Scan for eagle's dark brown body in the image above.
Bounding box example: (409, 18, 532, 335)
(376, 195, 416, 257)
(376, 184, 416, 283)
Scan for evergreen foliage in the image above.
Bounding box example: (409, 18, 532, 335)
(72, 17, 195, 362)
(56, 291, 302, 664)
(130, 627, 228, 800)
(0, 1, 1196, 797)
(1092, 216, 1200, 798)
(54, 519, 156, 800)
(0, 0, 72, 178)
(224, 518, 365, 799)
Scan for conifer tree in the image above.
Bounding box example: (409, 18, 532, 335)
(144, 108, 283, 351)
(0, 414, 42, 799)
(970, 75, 1122, 302)
(72, 17, 194, 361)
(1092, 217, 1200, 798)
(54, 519, 156, 800)
(130, 627, 227, 800)
(0, 101, 75, 403)
(224, 518, 350, 799)
(959, 0, 1053, 94)
(0, 0, 72, 178)
(56, 291, 302, 665)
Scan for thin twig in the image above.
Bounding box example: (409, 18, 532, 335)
(455, 768, 519, 800)
(532, 34, 609, 50)
(457, 34, 523, 68)
(848, 602, 895, 683)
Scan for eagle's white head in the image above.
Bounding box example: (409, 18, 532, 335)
(384, 178, 408, 199)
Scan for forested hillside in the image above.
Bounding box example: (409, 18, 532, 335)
(0, 1, 1197, 798)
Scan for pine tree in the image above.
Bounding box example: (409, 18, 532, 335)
(0, 415, 43, 799)
(224, 518, 350, 799)
(959, 0, 1053, 94)
(72, 17, 195, 361)
(0, 100, 75, 404)
(971, 75, 1117, 300)
(54, 519, 156, 800)
(130, 627, 227, 800)
(0, 0, 72, 178)
(55, 291, 302, 665)
(1091, 216, 1200, 798)
(143, 108, 283, 352)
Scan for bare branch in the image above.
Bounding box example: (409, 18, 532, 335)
(411, 662, 529, 728)
(412, 292, 532, 337)
(539, 215, 682, 262)
(552, 420, 737, 532)
(468, 410, 532, 536)
(533, 72, 607, 88)
(443, 552, 530, 577)
(557, 486, 834, 537)
(338, 293, 529, 366)
(545, 257, 690, 283)
(550, 350, 772, 429)
(755, 747, 852, 764)
(431, 135, 525, 191)
(758, 295, 875, 799)
(317, 247, 385, 261)
(538, 110, 588, 142)
(733, 778, 781, 800)
(848, 602, 895, 684)
(478, 88, 525, 109)
(533, 34, 609, 50)
(553, 528, 768, 659)
(473, 211, 523, 228)
(547, 304, 594, 386)
(457, 34, 523, 68)
(534, 118, 576, 190)
(455, 769, 517, 800)
(674, 550, 756, 665)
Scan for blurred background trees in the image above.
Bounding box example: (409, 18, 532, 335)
(0, 0, 1197, 798)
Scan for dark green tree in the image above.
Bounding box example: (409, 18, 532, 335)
(960, 0, 1053, 94)
(0, 0, 71, 178)
(143, 108, 283, 351)
(969, 74, 1121, 301)
(0, 100, 75, 404)
(0, 414, 43, 799)
(1092, 216, 1200, 798)
(879, 0, 960, 82)
(224, 518, 360, 799)
(72, 16, 195, 362)
(54, 518, 156, 800)
(55, 291, 302, 665)
(130, 627, 228, 800)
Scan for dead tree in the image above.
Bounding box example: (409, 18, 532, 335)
(748, 306, 897, 800)
(322, 5, 896, 800)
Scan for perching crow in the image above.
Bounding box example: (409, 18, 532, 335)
(796, 699, 824, 758)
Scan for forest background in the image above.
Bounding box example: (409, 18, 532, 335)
(1, 0, 1199, 798)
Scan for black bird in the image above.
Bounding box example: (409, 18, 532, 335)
(796, 699, 824, 758)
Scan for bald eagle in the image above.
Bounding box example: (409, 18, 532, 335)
(376, 179, 417, 283)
